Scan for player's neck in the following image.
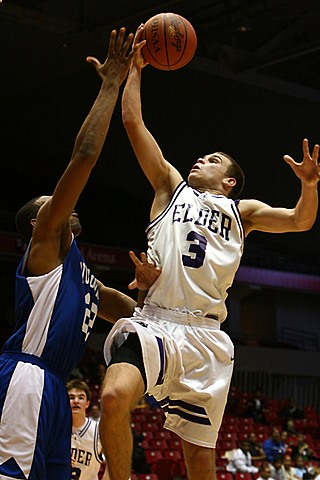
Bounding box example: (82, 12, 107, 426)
(72, 416, 87, 430)
(198, 187, 226, 196)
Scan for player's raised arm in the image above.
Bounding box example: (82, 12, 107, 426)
(240, 139, 320, 236)
(29, 29, 135, 274)
(121, 25, 182, 211)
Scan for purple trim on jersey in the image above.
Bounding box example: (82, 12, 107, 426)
(145, 181, 187, 234)
(155, 336, 165, 385)
(231, 201, 244, 241)
(162, 397, 207, 414)
(158, 397, 211, 425)
(167, 407, 211, 425)
(93, 421, 104, 463)
(78, 418, 91, 437)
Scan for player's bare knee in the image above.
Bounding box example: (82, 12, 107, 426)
(100, 383, 131, 416)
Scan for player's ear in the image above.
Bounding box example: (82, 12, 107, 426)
(223, 177, 236, 188)
(30, 218, 37, 227)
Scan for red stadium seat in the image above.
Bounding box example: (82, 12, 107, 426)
(148, 439, 168, 450)
(163, 449, 183, 462)
(139, 475, 159, 480)
(235, 472, 254, 480)
(221, 432, 238, 441)
(218, 441, 237, 451)
(153, 430, 173, 441)
(145, 449, 164, 466)
(216, 472, 234, 480)
(142, 422, 160, 432)
(141, 431, 155, 440)
(173, 459, 187, 479)
(167, 438, 182, 450)
(151, 458, 174, 480)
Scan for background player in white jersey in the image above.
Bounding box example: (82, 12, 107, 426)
(98, 25, 320, 480)
(0, 28, 159, 480)
(68, 379, 110, 480)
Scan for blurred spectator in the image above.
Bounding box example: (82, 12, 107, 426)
(263, 428, 286, 462)
(291, 433, 317, 462)
(249, 432, 267, 461)
(279, 399, 305, 423)
(293, 455, 313, 479)
(257, 463, 274, 480)
(270, 455, 286, 480)
(313, 464, 320, 480)
(97, 363, 107, 384)
(286, 419, 298, 436)
(88, 402, 101, 422)
(283, 454, 299, 480)
(226, 440, 259, 474)
(245, 388, 269, 424)
(282, 431, 292, 455)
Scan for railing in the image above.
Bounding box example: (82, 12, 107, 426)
(231, 370, 320, 410)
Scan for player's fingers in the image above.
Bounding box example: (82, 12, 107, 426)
(115, 27, 125, 54)
(128, 279, 137, 290)
(108, 29, 117, 56)
(302, 138, 310, 159)
(134, 25, 144, 43)
(86, 57, 101, 69)
(129, 250, 142, 266)
(122, 33, 134, 58)
(311, 144, 319, 162)
(139, 252, 148, 264)
(283, 155, 300, 169)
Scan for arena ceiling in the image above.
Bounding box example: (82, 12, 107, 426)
(1, 0, 320, 267)
(1, 0, 320, 98)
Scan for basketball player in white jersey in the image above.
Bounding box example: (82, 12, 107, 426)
(68, 379, 109, 480)
(98, 26, 320, 480)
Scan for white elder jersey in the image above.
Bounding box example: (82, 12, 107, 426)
(71, 418, 104, 480)
(145, 181, 244, 322)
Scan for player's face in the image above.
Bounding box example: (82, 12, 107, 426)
(188, 153, 231, 192)
(70, 211, 82, 237)
(69, 388, 90, 418)
(34, 196, 82, 237)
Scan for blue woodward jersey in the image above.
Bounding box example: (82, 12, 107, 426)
(3, 237, 99, 376)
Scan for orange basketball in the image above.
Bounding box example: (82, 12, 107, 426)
(141, 13, 197, 71)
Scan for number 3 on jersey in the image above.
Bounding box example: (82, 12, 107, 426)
(182, 231, 207, 268)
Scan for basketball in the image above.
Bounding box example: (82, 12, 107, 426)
(141, 13, 197, 71)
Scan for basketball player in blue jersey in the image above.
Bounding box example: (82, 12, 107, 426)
(98, 26, 320, 480)
(0, 28, 160, 480)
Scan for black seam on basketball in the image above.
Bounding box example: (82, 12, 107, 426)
(164, 14, 170, 70)
(145, 17, 166, 69)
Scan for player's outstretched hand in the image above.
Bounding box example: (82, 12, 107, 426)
(86, 27, 139, 86)
(132, 24, 148, 69)
(128, 250, 161, 290)
(283, 138, 320, 187)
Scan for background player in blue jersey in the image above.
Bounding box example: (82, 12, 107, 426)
(0, 28, 159, 480)
(98, 26, 320, 480)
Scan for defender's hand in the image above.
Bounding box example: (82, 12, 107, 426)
(128, 251, 161, 290)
